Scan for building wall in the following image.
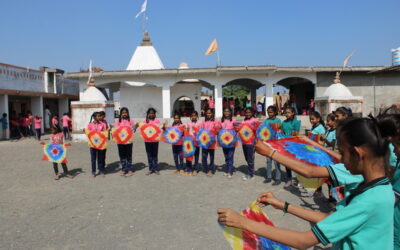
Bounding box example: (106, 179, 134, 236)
(170, 83, 202, 114)
(316, 72, 400, 115)
(120, 86, 163, 118)
(0, 64, 44, 92)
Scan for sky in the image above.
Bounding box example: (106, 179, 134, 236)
(0, 0, 399, 73)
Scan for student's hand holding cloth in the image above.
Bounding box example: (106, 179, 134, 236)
(217, 209, 246, 229)
(257, 192, 284, 210)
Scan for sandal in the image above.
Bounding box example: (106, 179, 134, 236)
(172, 170, 179, 174)
(155, 171, 160, 175)
(127, 171, 135, 176)
(54, 174, 60, 180)
(120, 171, 126, 176)
(65, 174, 74, 179)
(145, 171, 153, 176)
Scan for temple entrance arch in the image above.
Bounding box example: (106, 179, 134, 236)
(172, 96, 195, 117)
(276, 77, 315, 115)
(223, 78, 264, 115)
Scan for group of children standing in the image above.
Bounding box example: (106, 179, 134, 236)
(218, 106, 400, 249)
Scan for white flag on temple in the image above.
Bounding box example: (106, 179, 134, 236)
(135, 0, 147, 18)
(343, 51, 355, 67)
(88, 59, 93, 82)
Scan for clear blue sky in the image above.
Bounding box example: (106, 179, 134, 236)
(0, 0, 399, 72)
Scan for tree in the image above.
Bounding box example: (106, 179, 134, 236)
(223, 85, 249, 108)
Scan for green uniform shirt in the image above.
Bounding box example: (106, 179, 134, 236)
(393, 162, 400, 249)
(324, 129, 336, 148)
(311, 124, 326, 135)
(281, 119, 301, 137)
(389, 143, 398, 168)
(263, 117, 281, 125)
(326, 163, 364, 198)
(312, 177, 394, 250)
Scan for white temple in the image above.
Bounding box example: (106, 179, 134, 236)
(315, 72, 364, 118)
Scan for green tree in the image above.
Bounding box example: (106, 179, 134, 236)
(223, 85, 249, 102)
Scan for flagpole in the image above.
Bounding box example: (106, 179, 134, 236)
(216, 47, 221, 66)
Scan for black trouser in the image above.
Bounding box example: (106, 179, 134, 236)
(117, 144, 133, 173)
(53, 163, 68, 175)
(36, 129, 41, 140)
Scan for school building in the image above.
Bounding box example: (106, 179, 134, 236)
(0, 62, 79, 138)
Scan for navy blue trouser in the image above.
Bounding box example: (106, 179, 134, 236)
(223, 147, 235, 174)
(63, 126, 70, 140)
(145, 142, 159, 172)
(90, 148, 106, 174)
(36, 129, 41, 140)
(186, 146, 200, 172)
(172, 145, 184, 170)
(117, 143, 133, 173)
(53, 163, 68, 175)
(242, 144, 255, 177)
(202, 148, 215, 173)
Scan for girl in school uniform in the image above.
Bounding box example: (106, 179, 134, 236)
(61, 113, 72, 140)
(263, 105, 282, 185)
(186, 111, 201, 175)
(87, 112, 108, 177)
(240, 108, 259, 181)
(141, 108, 161, 175)
(281, 107, 301, 187)
(114, 107, 135, 177)
(322, 113, 337, 150)
(219, 108, 237, 178)
(200, 109, 218, 176)
(51, 115, 60, 131)
(377, 112, 400, 249)
(308, 111, 326, 144)
(169, 113, 185, 174)
(219, 117, 394, 250)
(34, 116, 42, 140)
(46, 126, 74, 180)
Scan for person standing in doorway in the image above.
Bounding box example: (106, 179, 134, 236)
(44, 105, 51, 130)
(0, 113, 8, 140)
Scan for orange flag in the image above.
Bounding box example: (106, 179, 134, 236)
(205, 39, 218, 56)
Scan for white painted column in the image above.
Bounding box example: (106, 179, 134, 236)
(0, 94, 9, 139)
(264, 79, 274, 111)
(31, 96, 44, 133)
(53, 73, 57, 94)
(162, 85, 171, 118)
(214, 83, 223, 118)
(58, 98, 69, 116)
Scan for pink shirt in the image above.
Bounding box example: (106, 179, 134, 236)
(241, 117, 259, 127)
(87, 122, 107, 131)
(115, 118, 135, 127)
(28, 115, 33, 125)
(200, 120, 218, 131)
(61, 115, 71, 127)
(208, 99, 215, 109)
(52, 118, 58, 127)
(142, 118, 161, 125)
(34, 119, 42, 129)
(51, 133, 64, 144)
(219, 118, 237, 130)
(187, 121, 201, 137)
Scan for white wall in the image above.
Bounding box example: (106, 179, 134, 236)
(170, 83, 202, 113)
(120, 86, 163, 118)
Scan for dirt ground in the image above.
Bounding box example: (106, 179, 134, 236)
(0, 136, 331, 250)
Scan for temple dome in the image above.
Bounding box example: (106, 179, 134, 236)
(81, 79, 107, 101)
(322, 72, 353, 98)
(126, 32, 164, 71)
